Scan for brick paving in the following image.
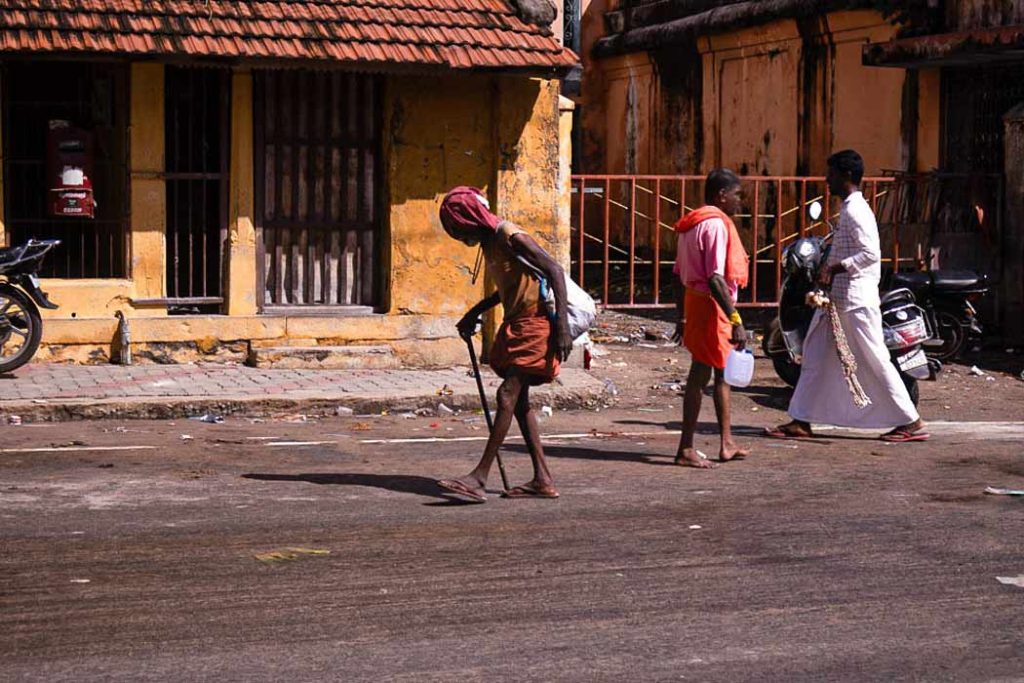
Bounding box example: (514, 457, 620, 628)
(0, 364, 607, 420)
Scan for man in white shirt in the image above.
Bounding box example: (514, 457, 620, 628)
(770, 150, 928, 442)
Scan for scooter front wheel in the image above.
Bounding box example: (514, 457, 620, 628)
(0, 284, 43, 374)
(765, 319, 802, 387)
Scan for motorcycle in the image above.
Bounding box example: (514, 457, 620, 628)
(762, 202, 934, 405)
(0, 239, 60, 373)
(888, 269, 988, 362)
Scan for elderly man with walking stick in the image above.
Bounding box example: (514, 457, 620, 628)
(434, 186, 573, 503)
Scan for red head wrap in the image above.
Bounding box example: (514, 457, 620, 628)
(439, 186, 500, 239)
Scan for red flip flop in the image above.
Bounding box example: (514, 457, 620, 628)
(879, 429, 930, 443)
(501, 484, 559, 500)
(763, 427, 817, 441)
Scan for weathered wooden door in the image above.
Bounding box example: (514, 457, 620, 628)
(254, 70, 382, 310)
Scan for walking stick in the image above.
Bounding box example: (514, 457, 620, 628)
(465, 335, 510, 492)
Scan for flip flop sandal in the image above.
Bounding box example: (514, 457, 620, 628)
(763, 427, 817, 441)
(501, 484, 559, 499)
(879, 430, 930, 443)
(437, 479, 487, 503)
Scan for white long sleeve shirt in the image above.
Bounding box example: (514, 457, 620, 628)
(827, 191, 881, 312)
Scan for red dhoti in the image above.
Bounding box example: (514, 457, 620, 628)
(489, 308, 560, 385)
(682, 288, 732, 370)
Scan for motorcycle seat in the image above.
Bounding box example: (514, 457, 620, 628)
(890, 272, 931, 292)
(930, 270, 986, 291)
(891, 270, 987, 294)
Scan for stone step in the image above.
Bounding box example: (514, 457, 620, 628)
(247, 345, 399, 370)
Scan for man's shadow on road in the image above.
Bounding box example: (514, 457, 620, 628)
(503, 444, 676, 467)
(242, 473, 478, 506)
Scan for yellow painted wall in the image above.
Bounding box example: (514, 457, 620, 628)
(384, 72, 495, 317)
(495, 77, 567, 265)
(384, 74, 568, 318)
(828, 11, 906, 174)
(602, 54, 657, 173)
(702, 21, 802, 175)
(129, 63, 167, 302)
(226, 69, 258, 316)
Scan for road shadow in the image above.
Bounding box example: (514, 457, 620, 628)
(242, 472, 474, 504)
(503, 443, 676, 467)
(734, 383, 793, 410)
(611, 419, 760, 433)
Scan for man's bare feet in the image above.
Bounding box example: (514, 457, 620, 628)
(673, 448, 718, 469)
(719, 441, 751, 462)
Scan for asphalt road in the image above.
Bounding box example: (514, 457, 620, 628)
(2, 350, 1023, 681)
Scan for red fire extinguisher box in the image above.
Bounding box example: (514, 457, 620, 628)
(46, 120, 95, 218)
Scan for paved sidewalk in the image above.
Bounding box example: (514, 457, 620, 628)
(0, 364, 609, 421)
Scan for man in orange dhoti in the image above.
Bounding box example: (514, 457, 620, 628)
(673, 169, 752, 468)
(434, 187, 574, 502)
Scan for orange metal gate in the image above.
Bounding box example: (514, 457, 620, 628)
(570, 175, 902, 310)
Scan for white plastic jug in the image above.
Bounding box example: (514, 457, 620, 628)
(724, 349, 754, 388)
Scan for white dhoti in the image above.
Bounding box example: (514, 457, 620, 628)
(788, 306, 919, 429)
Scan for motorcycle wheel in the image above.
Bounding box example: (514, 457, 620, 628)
(765, 320, 803, 387)
(927, 310, 967, 362)
(0, 284, 43, 374)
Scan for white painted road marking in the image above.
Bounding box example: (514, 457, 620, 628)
(360, 421, 1024, 445)
(0, 446, 158, 454)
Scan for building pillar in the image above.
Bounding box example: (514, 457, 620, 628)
(1002, 103, 1024, 343)
(0, 71, 6, 249)
(558, 94, 575, 271)
(129, 63, 166, 300)
(226, 68, 258, 316)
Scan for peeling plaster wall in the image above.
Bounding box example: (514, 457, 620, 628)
(385, 74, 568, 318)
(583, 9, 911, 176)
(496, 77, 567, 267)
(384, 73, 494, 318)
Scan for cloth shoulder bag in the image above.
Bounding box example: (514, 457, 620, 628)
(515, 255, 596, 341)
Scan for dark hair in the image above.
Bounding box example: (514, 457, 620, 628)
(827, 149, 865, 185)
(704, 168, 741, 204)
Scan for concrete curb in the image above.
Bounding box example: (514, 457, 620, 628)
(0, 384, 613, 422)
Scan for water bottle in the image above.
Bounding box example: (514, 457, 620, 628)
(724, 348, 754, 388)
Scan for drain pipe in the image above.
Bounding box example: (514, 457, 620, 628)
(114, 310, 132, 366)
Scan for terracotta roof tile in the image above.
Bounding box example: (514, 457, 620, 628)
(0, 0, 577, 69)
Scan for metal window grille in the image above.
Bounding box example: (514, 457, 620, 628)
(1, 61, 129, 278)
(254, 70, 382, 310)
(163, 66, 230, 310)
